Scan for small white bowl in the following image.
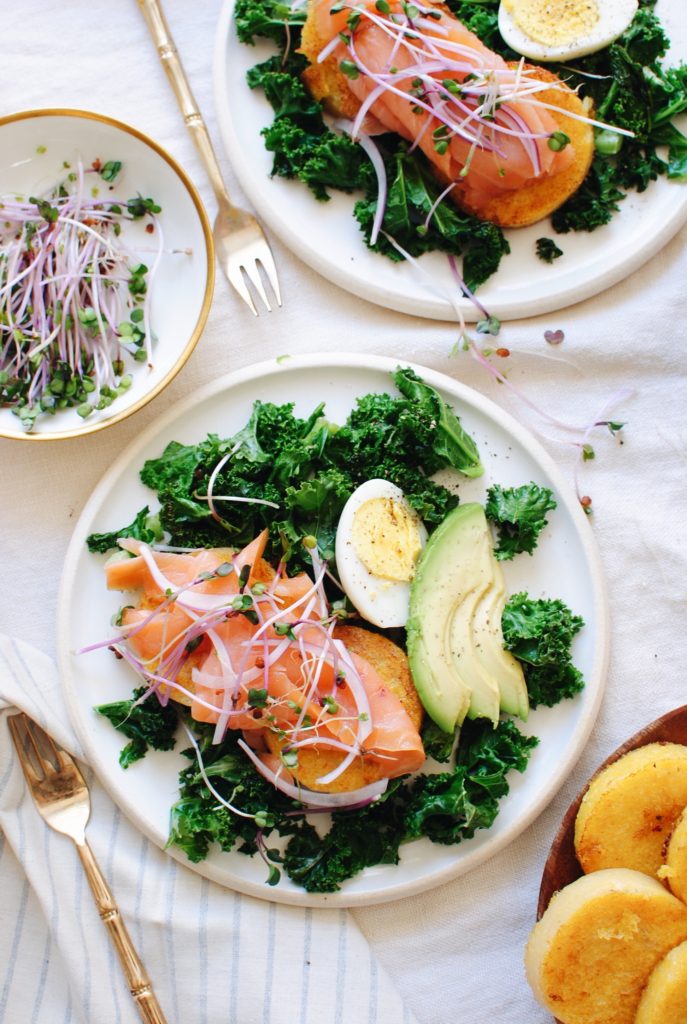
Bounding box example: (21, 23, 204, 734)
(0, 109, 214, 441)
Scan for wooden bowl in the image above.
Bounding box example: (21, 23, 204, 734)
(537, 705, 687, 918)
(534, 706, 687, 1023)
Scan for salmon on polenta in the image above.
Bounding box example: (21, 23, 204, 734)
(106, 531, 425, 803)
(300, 0, 596, 226)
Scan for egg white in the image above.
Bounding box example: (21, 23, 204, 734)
(335, 479, 428, 629)
(497, 0, 638, 62)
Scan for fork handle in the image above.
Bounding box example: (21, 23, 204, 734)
(137, 0, 231, 208)
(77, 841, 168, 1024)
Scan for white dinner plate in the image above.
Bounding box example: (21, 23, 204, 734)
(58, 353, 608, 907)
(213, 1, 687, 322)
(0, 109, 214, 441)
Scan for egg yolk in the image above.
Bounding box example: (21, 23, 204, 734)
(351, 497, 422, 583)
(502, 0, 599, 46)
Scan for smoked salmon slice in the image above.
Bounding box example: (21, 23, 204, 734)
(106, 534, 426, 790)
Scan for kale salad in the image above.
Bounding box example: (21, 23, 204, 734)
(81, 364, 594, 894)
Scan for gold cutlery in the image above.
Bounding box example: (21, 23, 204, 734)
(8, 713, 167, 1024)
(137, 0, 281, 316)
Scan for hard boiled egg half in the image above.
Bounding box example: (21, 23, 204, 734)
(498, 0, 638, 62)
(335, 479, 428, 629)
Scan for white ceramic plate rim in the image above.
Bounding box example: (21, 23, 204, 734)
(212, 1, 687, 322)
(58, 353, 609, 907)
(0, 108, 214, 442)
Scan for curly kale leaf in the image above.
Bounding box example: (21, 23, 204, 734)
(138, 402, 341, 571)
(247, 52, 374, 200)
(353, 147, 510, 292)
(96, 687, 179, 768)
(421, 719, 457, 763)
(485, 483, 557, 560)
(265, 120, 374, 199)
(619, 5, 669, 66)
(462, 220, 511, 292)
(247, 54, 319, 119)
(651, 120, 687, 182)
(552, 156, 626, 233)
(283, 468, 353, 562)
(234, 0, 306, 46)
(443, 0, 506, 52)
(90, 370, 476, 572)
(168, 726, 297, 865)
(282, 796, 406, 893)
(141, 435, 228, 492)
(327, 371, 479, 526)
(403, 719, 538, 844)
(86, 505, 163, 554)
(502, 593, 585, 707)
(550, 6, 687, 232)
(535, 238, 564, 264)
(393, 366, 483, 477)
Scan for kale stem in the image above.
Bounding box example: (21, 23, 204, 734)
(596, 79, 618, 121)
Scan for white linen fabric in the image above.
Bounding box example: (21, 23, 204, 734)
(0, 635, 417, 1024)
(2, 1, 687, 1023)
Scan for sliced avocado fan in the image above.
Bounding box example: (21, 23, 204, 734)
(407, 503, 529, 734)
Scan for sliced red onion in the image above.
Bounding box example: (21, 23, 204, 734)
(317, 33, 342, 64)
(331, 638, 373, 743)
(315, 745, 361, 786)
(291, 629, 338, 740)
(414, 15, 449, 35)
(247, 564, 328, 647)
(238, 739, 388, 808)
(494, 106, 541, 177)
(384, 233, 467, 333)
(350, 82, 388, 141)
(109, 643, 249, 717)
(287, 735, 360, 756)
(201, 493, 281, 509)
(184, 725, 257, 819)
(353, 132, 387, 246)
(447, 253, 490, 320)
(119, 541, 239, 613)
(520, 96, 636, 137)
(191, 663, 262, 689)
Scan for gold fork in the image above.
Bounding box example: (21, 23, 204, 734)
(137, 0, 281, 316)
(8, 713, 167, 1024)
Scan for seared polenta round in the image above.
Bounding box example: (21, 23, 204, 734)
(525, 869, 687, 1024)
(635, 939, 687, 1024)
(264, 625, 423, 793)
(574, 742, 687, 879)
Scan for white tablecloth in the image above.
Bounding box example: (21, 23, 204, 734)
(2, 2, 687, 1022)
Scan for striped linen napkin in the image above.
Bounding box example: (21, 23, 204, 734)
(0, 634, 417, 1024)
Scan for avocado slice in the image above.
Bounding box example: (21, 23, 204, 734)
(407, 503, 491, 732)
(407, 502, 528, 733)
(449, 534, 502, 725)
(472, 569, 529, 721)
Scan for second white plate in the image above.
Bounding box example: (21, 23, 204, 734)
(213, 1, 687, 323)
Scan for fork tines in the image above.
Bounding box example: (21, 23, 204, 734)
(9, 714, 61, 779)
(226, 242, 282, 317)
